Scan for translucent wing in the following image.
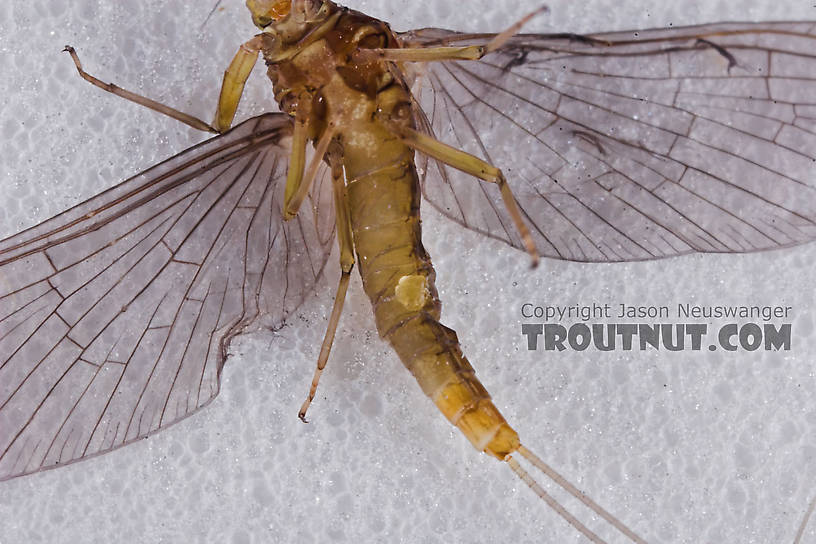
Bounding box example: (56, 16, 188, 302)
(0, 113, 335, 480)
(402, 23, 816, 261)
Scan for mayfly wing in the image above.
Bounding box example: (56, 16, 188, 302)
(0, 113, 335, 481)
(401, 22, 816, 262)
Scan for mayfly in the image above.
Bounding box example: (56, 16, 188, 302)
(2, 0, 816, 542)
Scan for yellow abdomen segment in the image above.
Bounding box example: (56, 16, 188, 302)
(387, 315, 521, 459)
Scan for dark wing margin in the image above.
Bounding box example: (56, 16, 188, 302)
(401, 22, 816, 262)
(0, 113, 335, 480)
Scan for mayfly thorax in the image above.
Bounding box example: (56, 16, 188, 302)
(2, 1, 816, 542)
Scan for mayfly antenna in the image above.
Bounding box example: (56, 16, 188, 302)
(201, 0, 225, 30)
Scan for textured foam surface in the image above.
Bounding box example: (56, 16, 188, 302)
(1, 1, 815, 543)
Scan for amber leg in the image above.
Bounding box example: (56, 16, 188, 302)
(282, 114, 309, 209)
(63, 46, 215, 133)
(65, 35, 264, 134)
(366, 6, 548, 62)
(388, 123, 539, 267)
(298, 153, 355, 422)
(213, 36, 263, 133)
(284, 125, 336, 220)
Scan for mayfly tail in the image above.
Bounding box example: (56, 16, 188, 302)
(793, 495, 816, 544)
(507, 457, 607, 544)
(507, 445, 648, 544)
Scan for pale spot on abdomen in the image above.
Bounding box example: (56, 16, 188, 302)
(394, 274, 429, 311)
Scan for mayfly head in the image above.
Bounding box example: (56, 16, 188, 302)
(246, 0, 290, 27)
(246, 0, 328, 28)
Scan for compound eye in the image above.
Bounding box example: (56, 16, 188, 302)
(246, 0, 291, 27)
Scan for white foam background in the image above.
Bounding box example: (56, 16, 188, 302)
(1, 1, 815, 543)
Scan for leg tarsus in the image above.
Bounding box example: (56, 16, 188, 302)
(63, 46, 216, 133)
(369, 5, 548, 62)
(482, 5, 549, 54)
(297, 271, 351, 421)
(296, 152, 355, 421)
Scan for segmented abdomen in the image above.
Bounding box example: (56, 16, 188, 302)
(343, 136, 520, 460)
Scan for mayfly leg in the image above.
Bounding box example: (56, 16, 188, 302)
(63, 46, 216, 133)
(362, 8, 550, 268)
(278, 117, 347, 422)
(385, 123, 540, 267)
(213, 36, 264, 133)
(284, 124, 338, 219)
(298, 148, 355, 422)
(369, 5, 549, 62)
(64, 34, 264, 135)
(284, 114, 310, 211)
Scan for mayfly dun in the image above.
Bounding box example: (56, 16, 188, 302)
(2, 0, 816, 543)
